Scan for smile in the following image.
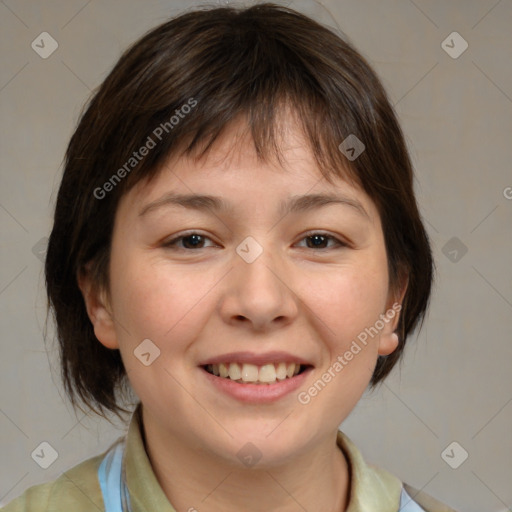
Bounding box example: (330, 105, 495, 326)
(203, 362, 309, 385)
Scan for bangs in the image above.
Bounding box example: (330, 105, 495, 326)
(131, 99, 361, 193)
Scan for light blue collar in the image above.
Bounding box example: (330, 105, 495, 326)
(400, 486, 427, 511)
(98, 439, 132, 512)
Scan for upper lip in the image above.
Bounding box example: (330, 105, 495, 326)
(198, 351, 314, 367)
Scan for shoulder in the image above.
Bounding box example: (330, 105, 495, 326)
(1, 452, 106, 512)
(335, 430, 458, 512)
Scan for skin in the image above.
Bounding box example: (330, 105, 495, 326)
(79, 113, 407, 511)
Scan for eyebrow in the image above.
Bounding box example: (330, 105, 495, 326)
(138, 192, 370, 221)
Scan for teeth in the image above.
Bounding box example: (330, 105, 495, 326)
(276, 362, 287, 380)
(206, 362, 304, 384)
(219, 363, 229, 378)
(228, 362, 242, 381)
(241, 363, 259, 382)
(258, 364, 276, 383)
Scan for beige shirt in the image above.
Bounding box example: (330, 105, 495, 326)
(2, 403, 457, 511)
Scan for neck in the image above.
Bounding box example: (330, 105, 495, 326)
(140, 408, 350, 512)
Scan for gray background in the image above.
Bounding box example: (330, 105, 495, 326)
(1, 0, 511, 510)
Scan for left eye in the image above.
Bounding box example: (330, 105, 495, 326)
(296, 232, 346, 250)
(163, 232, 346, 251)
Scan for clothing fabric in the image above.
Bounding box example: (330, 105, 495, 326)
(95, 433, 427, 512)
(2, 403, 458, 512)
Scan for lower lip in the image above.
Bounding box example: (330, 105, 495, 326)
(200, 366, 313, 404)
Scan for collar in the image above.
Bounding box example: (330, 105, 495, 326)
(337, 430, 403, 511)
(123, 403, 402, 512)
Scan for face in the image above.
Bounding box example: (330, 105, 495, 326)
(80, 115, 404, 468)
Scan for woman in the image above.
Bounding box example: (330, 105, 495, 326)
(3, 3, 457, 511)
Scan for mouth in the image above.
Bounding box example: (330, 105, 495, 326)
(201, 362, 312, 385)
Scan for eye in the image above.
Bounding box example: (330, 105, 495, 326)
(162, 232, 216, 250)
(296, 232, 347, 250)
(162, 231, 347, 251)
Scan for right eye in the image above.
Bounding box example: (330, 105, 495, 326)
(162, 232, 217, 251)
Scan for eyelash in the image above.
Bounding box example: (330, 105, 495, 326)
(162, 231, 348, 251)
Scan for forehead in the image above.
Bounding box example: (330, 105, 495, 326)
(118, 115, 378, 225)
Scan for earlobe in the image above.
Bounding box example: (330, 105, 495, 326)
(378, 332, 399, 356)
(377, 302, 402, 355)
(378, 274, 408, 356)
(77, 267, 119, 350)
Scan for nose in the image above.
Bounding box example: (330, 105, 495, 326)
(218, 246, 299, 332)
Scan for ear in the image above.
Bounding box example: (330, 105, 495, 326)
(77, 263, 119, 350)
(377, 273, 409, 356)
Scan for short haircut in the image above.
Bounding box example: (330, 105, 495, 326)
(44, 2, 435, 420)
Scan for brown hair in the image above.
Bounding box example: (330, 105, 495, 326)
(44, 2, 434, 420)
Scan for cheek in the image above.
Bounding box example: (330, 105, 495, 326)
(305, 262, 389, 348)
(300, 270, 387, 419)
(110, 249, 216, 348)
(109, 252, 216, 403)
